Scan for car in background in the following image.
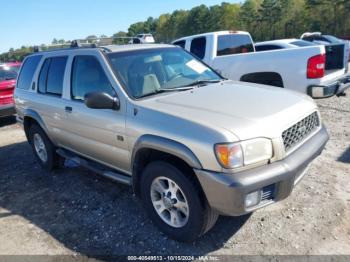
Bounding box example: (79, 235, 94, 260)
(128, 34, 155, 44)
(173, 31, 350, 98)
(0, 62, 21, 117)
(301, 32, 350, 67)
(255, 39, 317, 52)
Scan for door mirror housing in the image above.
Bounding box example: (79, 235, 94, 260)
(84, 92, 120, 110)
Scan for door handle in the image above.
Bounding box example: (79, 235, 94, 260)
(65, 106, 73, 113)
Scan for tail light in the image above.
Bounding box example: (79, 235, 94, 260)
(307, 54, 325, 78)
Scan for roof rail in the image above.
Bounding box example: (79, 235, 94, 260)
(31, 35, 153, 53)
(70, 40, 97, 48)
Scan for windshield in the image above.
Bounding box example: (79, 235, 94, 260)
(107, 47, 222, 98)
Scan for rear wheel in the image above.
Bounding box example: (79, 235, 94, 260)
(140, 161, 218, 242)
(28, 124, 63, 171)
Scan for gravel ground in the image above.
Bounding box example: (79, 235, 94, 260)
(0, 91, 349, 258)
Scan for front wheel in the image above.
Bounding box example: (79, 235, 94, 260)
(140, 161, 218, 242)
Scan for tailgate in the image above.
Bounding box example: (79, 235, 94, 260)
(325, 43, 345, 70)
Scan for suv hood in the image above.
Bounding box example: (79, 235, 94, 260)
(139, 81, 318, 140)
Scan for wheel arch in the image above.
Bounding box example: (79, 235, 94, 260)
(240, 72, 284, 88)
(23, 109, 52, 143)
(131, 135, 203, 196)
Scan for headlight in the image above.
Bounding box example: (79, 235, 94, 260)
(215, 138, 273, 169)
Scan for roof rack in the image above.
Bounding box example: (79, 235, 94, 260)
(32, 36, 140, 53)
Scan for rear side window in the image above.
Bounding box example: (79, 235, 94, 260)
(38, 57, 67, 96)
(217, 34, 254, 56)
(17, 55, 42, 90)
(71, 56, 115, 101)
(190, 37, 206, 59)
(173, 40, 186, 49)
(255, 45, 283, 52)
(38, 59, 50, 93)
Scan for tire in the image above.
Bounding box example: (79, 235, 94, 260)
(28, 124, 63, 171)
(140, 161, 218, 242)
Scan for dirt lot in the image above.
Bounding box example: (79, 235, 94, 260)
(0, 91, 349, 258)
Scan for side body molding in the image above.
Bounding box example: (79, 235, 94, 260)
(131, 134, 203, 171)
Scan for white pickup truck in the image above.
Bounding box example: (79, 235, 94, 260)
(173, 31, 350, 98)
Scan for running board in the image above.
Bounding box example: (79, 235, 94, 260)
(56, 148, 132, 186)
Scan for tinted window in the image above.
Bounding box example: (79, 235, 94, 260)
(17, 55, 42, 90)
(255, 44, 283, 51)
(38, 57, 67, 96)
(71, 56, 115, 100)
(173, 40, 186, 49)
(190, 37, 206, 59)
(133, 38, 141, 44)
(47, 57, 67, 95)
(217, 34, 254, 56)
(38, 59, 50, 94)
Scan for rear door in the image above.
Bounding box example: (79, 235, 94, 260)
(33, 56, 70, 146)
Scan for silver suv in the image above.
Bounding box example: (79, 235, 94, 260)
(15, 43, 329, 242)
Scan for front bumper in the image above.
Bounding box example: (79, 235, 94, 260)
(0, 104, 16, 117)
(194, 126, 329, 216)
(308, 74, 350, 98)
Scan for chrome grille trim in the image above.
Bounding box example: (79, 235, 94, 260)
(282, 112, 320, 152)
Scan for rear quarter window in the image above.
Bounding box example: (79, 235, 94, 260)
(190, 37, 206, 59)
(217, 34, 254, 56)
(17, 55, 42, 90)
(173, 40, 186, 49)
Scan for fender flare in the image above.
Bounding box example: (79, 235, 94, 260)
(131, 135, 203, 191)
(22, 109, 54, 144)
(131, 135, 202, 170)
(240, 71, 284, 88)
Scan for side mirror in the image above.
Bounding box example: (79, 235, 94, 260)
(84, 92, 120, 110)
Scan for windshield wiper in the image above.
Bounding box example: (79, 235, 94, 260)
(184, 79, 223, 87)
(137, 87, 193, 99)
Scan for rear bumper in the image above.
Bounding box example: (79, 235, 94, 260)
(194, 126, 329, 216)
(308, 73, 350, 98)
(0, 104, 16, 117)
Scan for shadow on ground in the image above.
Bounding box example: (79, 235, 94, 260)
(0, 116, 17, 128)
(338, 146, 350, 164)
(0, 141, 250, 256)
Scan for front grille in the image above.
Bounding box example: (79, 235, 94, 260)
(282, 112, 320, 152)
(261, 184, 275, 202)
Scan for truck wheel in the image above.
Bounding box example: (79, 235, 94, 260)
(140, 161, 218, 242)
(28, 124, 63, 171)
